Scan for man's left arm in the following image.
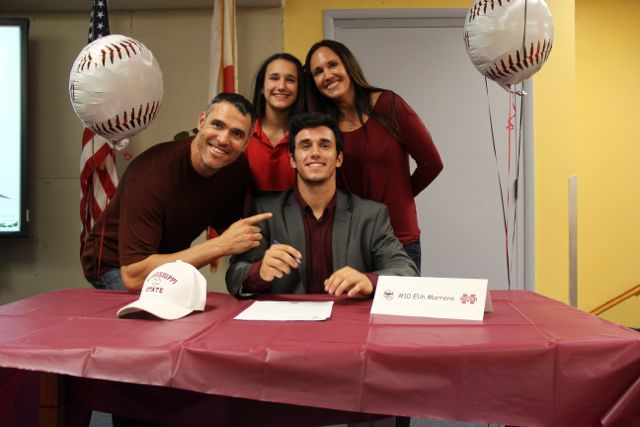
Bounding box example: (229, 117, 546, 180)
(121, 213, 271, 291)
(368, 205, 419, 277)
(324, 205, 418, 298)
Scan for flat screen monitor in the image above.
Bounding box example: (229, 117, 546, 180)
(0, 18, 28, 237)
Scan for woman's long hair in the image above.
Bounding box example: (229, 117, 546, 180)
(303, 39, 398, 137)
(252, 52, 305, 120)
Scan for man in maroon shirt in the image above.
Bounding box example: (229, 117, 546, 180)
(82, 93, 272, 292)
(226, 113, 418, 297)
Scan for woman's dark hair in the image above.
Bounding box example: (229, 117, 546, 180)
(303, 39, 399, 137)
(252, 53, 305, 119)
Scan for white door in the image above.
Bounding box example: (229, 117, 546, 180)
(326, 9, 533, 290)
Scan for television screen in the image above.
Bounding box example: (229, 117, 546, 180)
(0, 18, 28, 237)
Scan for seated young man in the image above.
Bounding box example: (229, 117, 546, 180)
(226, 112, 418, 298)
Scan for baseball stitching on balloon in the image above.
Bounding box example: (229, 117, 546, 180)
(482, 38, 552, 81)
(89, 100, 161, 139)
(76, 38, 143, 72)
(468, 0, 513, 22)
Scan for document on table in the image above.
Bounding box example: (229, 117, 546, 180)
(234, 301, 334, 321)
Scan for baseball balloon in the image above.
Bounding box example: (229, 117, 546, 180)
(464, 0, 553, 92)
(69, 34, 164, 145)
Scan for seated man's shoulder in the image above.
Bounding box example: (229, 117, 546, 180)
(254, 189, 294, 209)
(345, 192, 388, 213)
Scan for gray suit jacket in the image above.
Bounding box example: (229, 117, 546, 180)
(226, 189, 418, 296)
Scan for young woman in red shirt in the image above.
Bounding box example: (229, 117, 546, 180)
(246, 53, 305, 194)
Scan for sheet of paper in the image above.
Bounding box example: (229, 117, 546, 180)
(234, 301, 334, 321)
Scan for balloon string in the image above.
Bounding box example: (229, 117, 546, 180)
(505, 93, 516, 280)
(507, 93, 516, 176)
(509, 0, 527, 290)
(509, 83, 526, 288)
(484, 77, 511, 290)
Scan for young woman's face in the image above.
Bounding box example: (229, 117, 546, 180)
(262, 59, 299, 112)
(309, 46, 352, 101)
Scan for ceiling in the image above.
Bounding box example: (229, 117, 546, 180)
(0, 0, 282, 12)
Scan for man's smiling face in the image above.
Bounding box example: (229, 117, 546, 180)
(290, 125, 343, 185)
(191, 101, 251, 177)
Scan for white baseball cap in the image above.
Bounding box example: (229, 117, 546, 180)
(117, 260, 207, 320)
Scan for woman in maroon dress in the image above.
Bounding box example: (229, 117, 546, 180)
(304, 39, 443, 273)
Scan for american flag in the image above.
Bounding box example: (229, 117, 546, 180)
(80, 0, 118, 247)
(88, 0, 110, 41)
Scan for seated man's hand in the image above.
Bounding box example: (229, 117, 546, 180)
(324, 267, 373, 297)
(259, 243, 302, 282)
(216, 213, 272, 255)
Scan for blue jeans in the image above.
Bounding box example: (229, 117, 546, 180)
(403, 239, 422, 275)
(89, 267, 126, 291)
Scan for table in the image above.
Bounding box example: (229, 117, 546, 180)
(0, 289, 638, 426)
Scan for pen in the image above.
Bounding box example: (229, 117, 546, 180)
(272, 240, 302, 264)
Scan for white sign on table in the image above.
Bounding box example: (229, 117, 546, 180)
(371, 276, 493, 321)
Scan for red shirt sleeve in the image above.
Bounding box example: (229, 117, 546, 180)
(243, 260, 272, 293)
(391, 93, 444, 196)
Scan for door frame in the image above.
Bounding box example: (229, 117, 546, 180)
(324, 8, 535, 291)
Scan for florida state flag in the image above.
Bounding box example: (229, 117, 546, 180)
(207, 0, 237, 271)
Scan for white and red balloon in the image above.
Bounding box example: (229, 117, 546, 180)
(69, 34, 163, 147)
(464, 0, 553, 92)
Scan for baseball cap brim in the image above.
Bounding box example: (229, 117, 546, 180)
(117, 298, 193, 320)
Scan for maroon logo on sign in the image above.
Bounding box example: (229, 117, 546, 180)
(460, 293, 477, 304)
(383, 289, 394, 300)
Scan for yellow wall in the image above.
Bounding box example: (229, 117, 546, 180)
(576, 0, 640, 325)
(283, 1, 576, 302)
(533, 0, 577, 303)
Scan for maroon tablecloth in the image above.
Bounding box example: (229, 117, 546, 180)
(0, 289, 638, 426)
